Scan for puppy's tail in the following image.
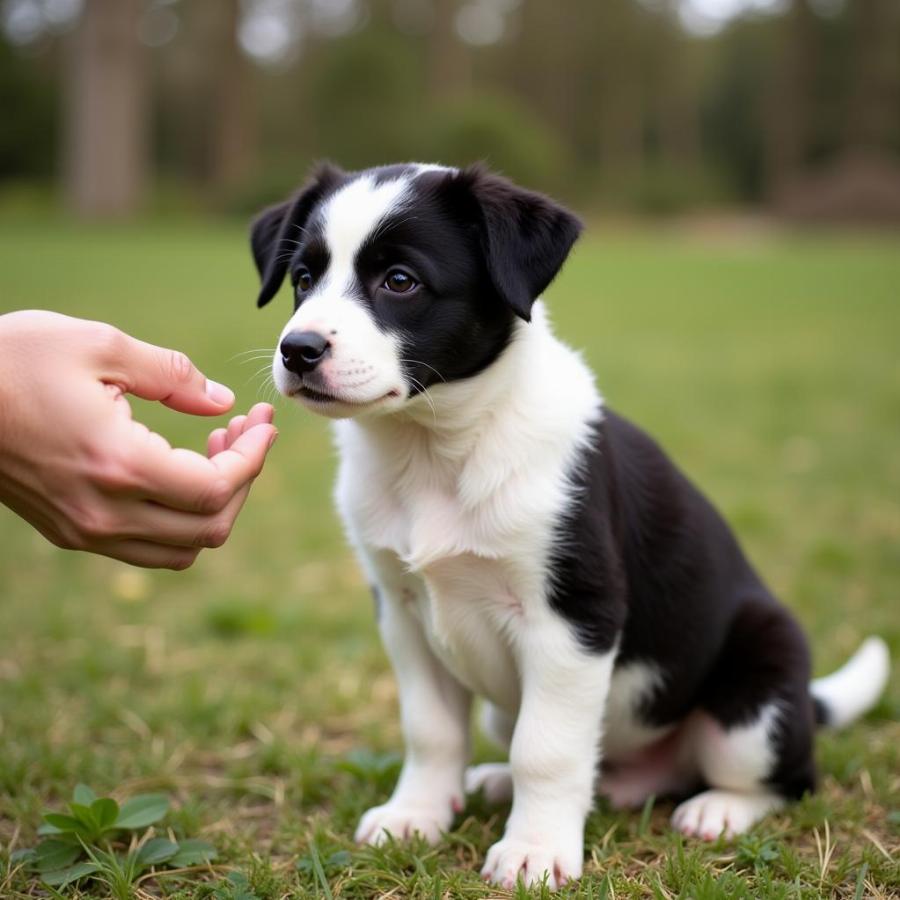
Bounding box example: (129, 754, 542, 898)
(810, 637, 890, 729)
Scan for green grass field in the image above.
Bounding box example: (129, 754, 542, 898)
(0, 217, 898, 898)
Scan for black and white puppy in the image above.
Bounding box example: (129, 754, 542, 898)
(251, 162, 889, 889)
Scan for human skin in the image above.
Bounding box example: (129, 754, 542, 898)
(0, 310, 277, 570)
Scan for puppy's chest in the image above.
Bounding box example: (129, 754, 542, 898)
(362, 485, 533, 712)
(341, 440, 565, 711)
(412, 554, 524, 712)
(363, 481, 520, 571)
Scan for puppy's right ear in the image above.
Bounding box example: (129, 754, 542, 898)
(250, 162, 345, 308)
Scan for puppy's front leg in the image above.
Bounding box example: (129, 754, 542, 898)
(356, 565, 471, 846)
(482, 620, 615, 890)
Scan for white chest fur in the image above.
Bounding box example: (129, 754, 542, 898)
(415, 554, 525, 711)
(334, 309, 608, 720)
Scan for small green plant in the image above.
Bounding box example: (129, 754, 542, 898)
(11, 784, 216, 891)
(734, 833, 781, 873)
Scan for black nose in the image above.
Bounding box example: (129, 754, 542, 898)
(280, 331, 330, 374)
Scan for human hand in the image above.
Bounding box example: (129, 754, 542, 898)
(0, 310, 277, 569)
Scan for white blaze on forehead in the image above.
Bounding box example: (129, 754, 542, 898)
(411, 162, 455, 176)
(319, 175, 411, 290)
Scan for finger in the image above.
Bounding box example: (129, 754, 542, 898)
(210, 402, 274, 455)
(244, 402, 275, 429)
(208, 423, 277, 493)
(101, 331, 235, 416)
(207, 428, 227, 458)
(226, 404, 274, 450)
(110, 485, 251, 549)
(136, 422, 277, 514)
(226, 415, 247, 449)
(96, 538, 201, 570)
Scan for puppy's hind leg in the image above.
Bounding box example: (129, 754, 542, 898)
(672, 600, 816, 841)
(465, 703, 515, 803)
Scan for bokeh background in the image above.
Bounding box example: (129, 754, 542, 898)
(1, 2, 898, 898)
(2, 0, 900, 219)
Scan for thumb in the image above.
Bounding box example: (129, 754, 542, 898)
(107, 333, 235, 416)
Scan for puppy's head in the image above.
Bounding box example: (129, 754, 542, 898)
(250, 162, 581, 419)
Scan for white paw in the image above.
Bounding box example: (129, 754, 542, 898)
(672, 789, 784, 841)
(465, 763, 513, 803)
(355, 801, 454, 846)
(481, 834, 583, 890)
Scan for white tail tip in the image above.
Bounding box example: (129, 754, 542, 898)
(811, 636, 890, 730)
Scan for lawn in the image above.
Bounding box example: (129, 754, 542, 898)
(0, 216, 897, 898)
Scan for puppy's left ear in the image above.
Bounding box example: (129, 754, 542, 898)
(458, 166, 582, 321)
(250, 162, 346, 308)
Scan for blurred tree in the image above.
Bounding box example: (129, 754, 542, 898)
(1, 0, 898, 216)
(0, 36, 57, 179)
(845, 0, 899, 154)
(700, 19, 773, 200)
(426, 91, 568, 190)
(591, 0, 647, 173)
(64, 0, 147, 217)
(309, 25, 428, 170)
(766, 0, 816, 191)
(428, 0, 471, 99)
(209, 0, 258, 193)
(655, 0, 700, 167)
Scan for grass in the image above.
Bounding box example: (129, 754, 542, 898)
(0, 215, 898, 898)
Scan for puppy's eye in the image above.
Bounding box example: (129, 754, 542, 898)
(295, 268, 313, 296)
(383, 269, 418, 294)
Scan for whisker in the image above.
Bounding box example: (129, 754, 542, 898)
(228, 347, 276, 362)
(399, 358, 447, 383)
(258, 373, 277, 404)
(248, 363, 273, 381)
(243, 367, 273, 389)
(407, 375, 437, 426)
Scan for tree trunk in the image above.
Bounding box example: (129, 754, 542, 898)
(844, 0, 899, 153)
(593, 0, 645, 169)
(209, 0, 257, 193)
(766, 0, 816, 191)
(656, 0, 699, 167)
(64, 0, 147, 217)
(428, 0, 470, 100)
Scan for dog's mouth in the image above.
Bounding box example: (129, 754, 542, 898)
(291, 384, 400, 407)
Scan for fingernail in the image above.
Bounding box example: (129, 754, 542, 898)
(205, 379, 235, 406)
(267, 430, 279, 450)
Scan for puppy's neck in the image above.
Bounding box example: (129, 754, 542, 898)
(340, 302, 601, 490)
(358, 307, 544, 447)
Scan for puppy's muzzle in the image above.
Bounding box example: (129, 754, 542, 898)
(280, 330, 330, 375)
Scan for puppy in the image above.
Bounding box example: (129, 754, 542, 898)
(250, 162, 890, 889)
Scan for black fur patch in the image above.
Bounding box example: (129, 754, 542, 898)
(250, 163, 582, 391)
(550, 409, 816, 798)
(251, 162, 348, 308)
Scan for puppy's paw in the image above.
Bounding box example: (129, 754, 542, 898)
(672, 789, 784, 841)
(354, 801, 454, 846)
(481, 834, 582, 890)
(465, 763, 513, 803)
